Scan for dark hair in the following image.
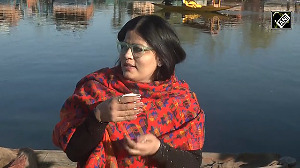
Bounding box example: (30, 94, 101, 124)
(117, 15, 186, 81)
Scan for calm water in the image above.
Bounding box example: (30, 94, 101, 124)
(1, 0, 300, 162)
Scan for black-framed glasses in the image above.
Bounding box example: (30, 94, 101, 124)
(117, 41, 153, 58)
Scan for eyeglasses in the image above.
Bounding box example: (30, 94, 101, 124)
(117, 41, 153, 58)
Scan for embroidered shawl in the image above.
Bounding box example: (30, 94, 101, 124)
(53, 66, 205, 168)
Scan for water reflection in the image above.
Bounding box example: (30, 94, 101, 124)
(53, 0, 94, 31)
(239, 1, 276, 49)
(111, 1, 155, 30)
(0, 0, 299, 33)
(127, 1, 154, 18)
(259, 0, 299, 13)
(0, 0, 22, 32)
(159, 10, 241, 35)
(27, 0, 39, 15)
(111, 0, 123, 28)
(183, 13, 223, 35)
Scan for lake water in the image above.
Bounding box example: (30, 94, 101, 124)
(1, 0, 299, 163)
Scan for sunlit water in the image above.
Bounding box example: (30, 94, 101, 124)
(1, 0, 299, 162)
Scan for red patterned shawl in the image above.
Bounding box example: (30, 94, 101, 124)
(52, 66, 205, 168)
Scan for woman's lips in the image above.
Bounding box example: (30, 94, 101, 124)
(123, 63, 136, 71)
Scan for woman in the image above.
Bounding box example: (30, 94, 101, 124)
(52, 15, 205, 168)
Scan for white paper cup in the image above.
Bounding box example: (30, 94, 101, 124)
(122, 93, 141, 97)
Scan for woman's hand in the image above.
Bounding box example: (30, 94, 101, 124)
(123, 134, 161, 156)
(94, 95, 143, 122)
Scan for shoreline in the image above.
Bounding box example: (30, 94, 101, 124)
(0, 147, 297, 168)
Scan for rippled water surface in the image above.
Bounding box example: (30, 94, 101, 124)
(1, 0, 299, 162)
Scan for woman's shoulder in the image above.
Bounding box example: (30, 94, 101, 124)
(172, 76, 191, 91)
(76, 66, 120, 88)
(91, 67, 113, 76)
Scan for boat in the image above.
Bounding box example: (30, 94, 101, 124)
(152, 3, 235, 12)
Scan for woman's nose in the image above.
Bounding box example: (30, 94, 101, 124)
(123, 48, 134, 59)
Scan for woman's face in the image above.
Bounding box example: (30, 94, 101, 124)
(120, 30, 160, 83)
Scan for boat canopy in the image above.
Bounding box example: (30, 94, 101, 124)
(182, 0, 202, 8)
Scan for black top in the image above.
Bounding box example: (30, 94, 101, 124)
(65, 111, 202, 167)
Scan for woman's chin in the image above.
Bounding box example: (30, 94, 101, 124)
(122, 72, 136, 81)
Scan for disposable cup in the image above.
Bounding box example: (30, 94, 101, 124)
(122, 93, 141, 97)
